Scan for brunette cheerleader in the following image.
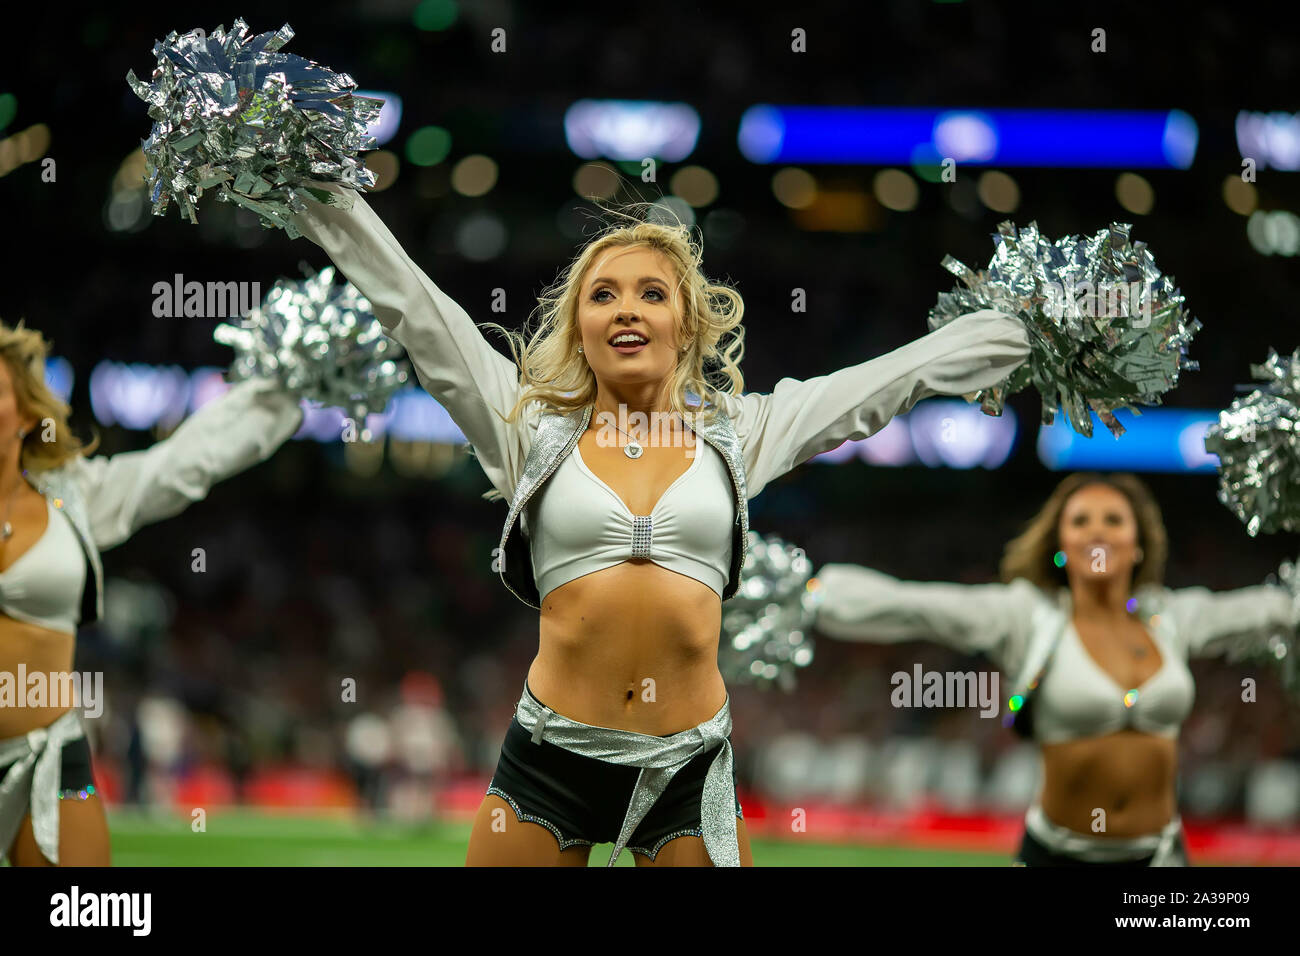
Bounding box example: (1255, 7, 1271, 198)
(813, 472, 1298, 866)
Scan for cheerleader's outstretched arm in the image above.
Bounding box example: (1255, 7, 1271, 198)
(291, 183, 529, 501)
(714, 309, 1030, 498)
(1156, 583, 1299, 660)
(67, 377, 303, 550)
(813, 562, 1041, 675)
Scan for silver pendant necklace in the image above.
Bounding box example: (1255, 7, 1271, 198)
(1, 479, 19, 540)
(609, 421, 647, 460)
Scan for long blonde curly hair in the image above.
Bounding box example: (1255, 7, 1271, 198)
(998, 471, 1168, 594)
(480, 200, 747, 430)
(0, 319, 97, 473)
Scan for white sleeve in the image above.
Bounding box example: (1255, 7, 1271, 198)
(291, 184, 532, 500)
(66, 377, 304, 551)
(812, 563, 1042, 675)
(1158, 584, 1298, 660)
(713, 309, 1030, 498)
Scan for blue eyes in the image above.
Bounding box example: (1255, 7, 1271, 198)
(592, 288, 664, 302)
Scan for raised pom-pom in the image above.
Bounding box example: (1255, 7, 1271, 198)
(930, 221, 1201, 438)
(127, 18, 380, 234)
(215, 266, 409, 428)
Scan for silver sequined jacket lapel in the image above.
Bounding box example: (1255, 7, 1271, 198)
(28, 466, 103, 623)
(497, 403, 749, 608)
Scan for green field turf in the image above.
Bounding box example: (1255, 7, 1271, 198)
(100, 810, 1009, 866)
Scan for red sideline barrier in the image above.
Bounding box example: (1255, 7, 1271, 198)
(441, 777, 1300, 865)
(94, 762, 361, 810)
(94, 764, 1300, 865)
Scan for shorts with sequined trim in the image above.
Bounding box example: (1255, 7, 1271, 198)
(1014, 827, 1188, 867)
(485, 698, 743, 860)
(0, 732, 95, 794)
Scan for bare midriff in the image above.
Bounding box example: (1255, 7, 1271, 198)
(0, 482, 77, 739)
(0, 618, 74, 739)
(525, 423, 728, 736)
(1039, 732, 1178, 838)
(528, 561, 725, 735)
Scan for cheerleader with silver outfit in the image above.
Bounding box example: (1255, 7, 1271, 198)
(813, 472, 1299, 866)
(291, 183, 1032, 866)
(0, 322, 303, 866)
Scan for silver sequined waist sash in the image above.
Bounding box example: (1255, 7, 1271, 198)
(0, 709, 86, 865)
(1026, 804, 1184, 864)
(515, 681, 738, 867)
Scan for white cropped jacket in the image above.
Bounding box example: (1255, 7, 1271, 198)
(291, 185, 1034, 606)
(30, 378, 303, 626)
(813, 563, 1299, 700)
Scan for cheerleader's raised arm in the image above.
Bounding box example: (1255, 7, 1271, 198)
(63, 377, 304, 553)
(1153, 582, 1299, 661)
(712, 309, 1031, 497)
(812, 563, 1046, 679)
(291, 184, 531, 501)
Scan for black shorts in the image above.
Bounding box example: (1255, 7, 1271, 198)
(0, 733, 95, 794)
(1014, 827, 1188, 866)
(486, 698, 743, 860)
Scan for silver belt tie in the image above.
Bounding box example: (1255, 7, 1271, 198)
(515, 683, 739, 867)
(0, 709, 86, 865)
(1025, 803, 1184, 865)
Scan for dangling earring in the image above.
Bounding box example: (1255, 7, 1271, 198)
(577, 345, 584, 354)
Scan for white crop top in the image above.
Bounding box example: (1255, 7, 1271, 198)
(1031, 620, 1195, 744)
(812, 563, 1298, 746)
(0, 498, 85, 636)
(522, 440, 735, 603)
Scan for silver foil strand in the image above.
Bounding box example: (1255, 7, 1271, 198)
(214, 266, 409, 424)
(127, 18, 380, 234)
(719, 532, 819, 691)
(928, 221, 1201, 438)
(1205, 348, 1300, 536)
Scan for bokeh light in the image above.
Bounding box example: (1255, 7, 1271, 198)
(451, 155, 498, 197)
(977, 170, 1019, 213)
(873, 169, 919, 212)
(669, 165, 719, 207)
(772, 167, 817, 209)
(1116, 172, 1155, 215)
(1222, 175, 1257, 216)
(413, 0, 458, 31)
(406, 126, 452, 167)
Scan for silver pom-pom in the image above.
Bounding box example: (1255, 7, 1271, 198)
(1243, 558, 1300, 700)
(719, 532, 820, 691)
(127, 18, 380, 234)
(929, 221, 1201, 438)
(1205, 348, 1300, 537)
(215, 266, 409, 427)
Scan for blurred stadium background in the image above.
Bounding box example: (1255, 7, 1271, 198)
(2, 1, 1299, 864)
